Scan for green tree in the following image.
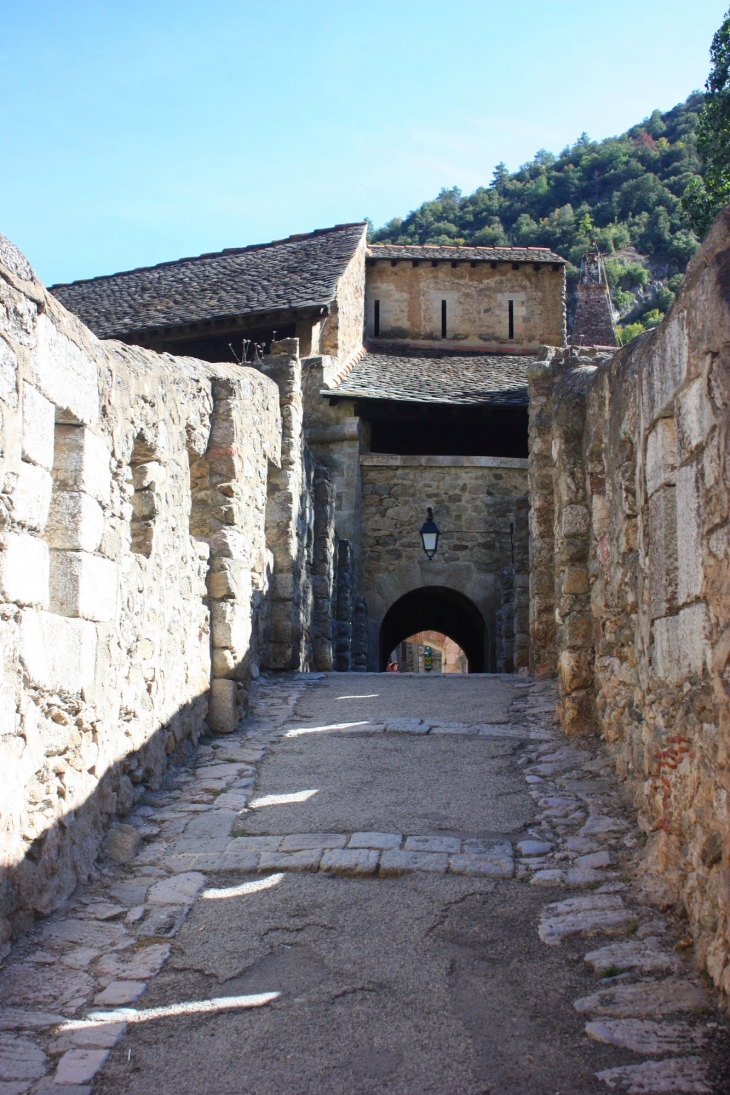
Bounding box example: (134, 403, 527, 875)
(683, 9, 730, 234)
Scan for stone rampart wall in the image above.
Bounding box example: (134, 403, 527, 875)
(360, 454, 528, 670)
(527, 209, 730, 1005)
(0, 236, 335, 946)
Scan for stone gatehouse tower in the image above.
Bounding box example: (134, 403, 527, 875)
(52, 225, 567, 674)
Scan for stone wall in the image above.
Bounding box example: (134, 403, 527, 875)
(527, 208, 730, 1005)
(360, 453, 528, 670)
(320, 228, 367, 365)
(365, 259, 566, 349)
(495, 494, 530, 673)
(0, 235, 336, 943)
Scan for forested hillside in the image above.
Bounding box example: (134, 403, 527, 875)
(371, 94, 704, 340)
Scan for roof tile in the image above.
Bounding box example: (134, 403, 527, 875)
(368, 244, 564, 263)
(326, 348, 531, 406)
(50, 223, 367, 339)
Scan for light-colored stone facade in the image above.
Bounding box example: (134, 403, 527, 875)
(319, 231, 368, 365)
(527, 208, 730, 1007)
(359, 454, 528, 670)
(366, 259, 566, 350)
(0, 235, 336, 943)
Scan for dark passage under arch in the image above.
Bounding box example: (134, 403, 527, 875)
(379, 586, 487, 673)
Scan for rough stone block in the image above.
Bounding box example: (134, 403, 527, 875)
(348, 832, 402, 850)
(676, 376, 714, 461)
(279, 833, 346, 852)
(320, 848, 379, 876)
(53, 425, 111, 504)
(92, 981, 146, 1006)
(49, 551, 117, 621)
(211, 601, 251, 653)
(560, 505, 590, 539)
(22, 382, 55, 469)
(451, 853, 514, 878)
(146, 872, 205, 906)
(379, 851, 449, 875)
(645, 417, 676, 497)
(0, 338, 18, 408)
(676, 462, 702, 606)
(558, 649, 592, 693)
(679, 601, 710, 678)
(561, 690, 596, 736)
(0, 533, 49, 606)
(31, 314, 100, 426)
(53, 1048, 111, 1085)
(208, 679, 238, 734)
(11, 462, 53, 529)
(642, 311, 687, 424)
(103, 825, 142, 864)
(647, 486, 677, 619)
(207, 562, 248, 601)
(46, 491, 104, 552)
(562, 566, 588, 595)
(258, 850, 321, 872)
(562, 614, 593, 649)
(19, 609, 97, 692)
(404, 835, 461, 854)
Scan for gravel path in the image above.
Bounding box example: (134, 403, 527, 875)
(1, 673, 727, 1094)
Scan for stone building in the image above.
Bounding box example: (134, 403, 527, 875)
(54, 233, 566, 673)
(2, 202, 730, 1010)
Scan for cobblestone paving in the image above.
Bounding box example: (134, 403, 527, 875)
(1, 674, 728, 1094)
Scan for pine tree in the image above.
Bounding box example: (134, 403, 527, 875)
(683, 9, 730, 234)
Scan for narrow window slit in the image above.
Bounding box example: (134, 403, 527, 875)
(508, 300, 514, 340)
(374, 300, 380, 338)
(441, 300, 447, 339)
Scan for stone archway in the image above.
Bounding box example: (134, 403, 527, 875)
(378, 586, 488, 672)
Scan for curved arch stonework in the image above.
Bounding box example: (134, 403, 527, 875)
(378, 584, 488, 672)
(358, 455, 528, 672)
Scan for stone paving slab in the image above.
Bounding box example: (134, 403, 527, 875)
(279, 833, 348, 852)
(348, 831, 402, 850)
(449, 853, 514, 878)
(585, 1018, 707, 1056)
(320, 849, 380, 876)
(405, 835, 461, 854)
(379, 850, 449, 876)
(574, 979, 710, 1018)
(584, 940, 681, 976)
(257, 850, 322, 872)
(595, 1057, 712, 1093)
(1, 672, 724, 1095)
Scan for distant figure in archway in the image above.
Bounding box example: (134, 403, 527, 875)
(379, 586, 488, 673)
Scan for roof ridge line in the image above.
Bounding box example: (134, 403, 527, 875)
(50, 221, 368, 291)
(325, 343, 368, 389)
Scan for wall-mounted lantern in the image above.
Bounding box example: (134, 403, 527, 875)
(419, 507, 440, 559)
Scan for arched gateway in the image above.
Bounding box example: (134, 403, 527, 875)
(379, 586, 487, 673)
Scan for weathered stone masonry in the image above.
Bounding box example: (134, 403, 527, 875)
(528, 210, 730, 1006)
(0, 235, 336, 944)
(360, 454, 528, 670)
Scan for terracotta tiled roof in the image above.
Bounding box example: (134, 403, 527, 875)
(368, 244, 565, 264)
(325, 348, 531, 406)
(50, 223, 367, 339)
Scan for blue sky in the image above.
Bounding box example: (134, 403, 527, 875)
(0, 0, 725, 285)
